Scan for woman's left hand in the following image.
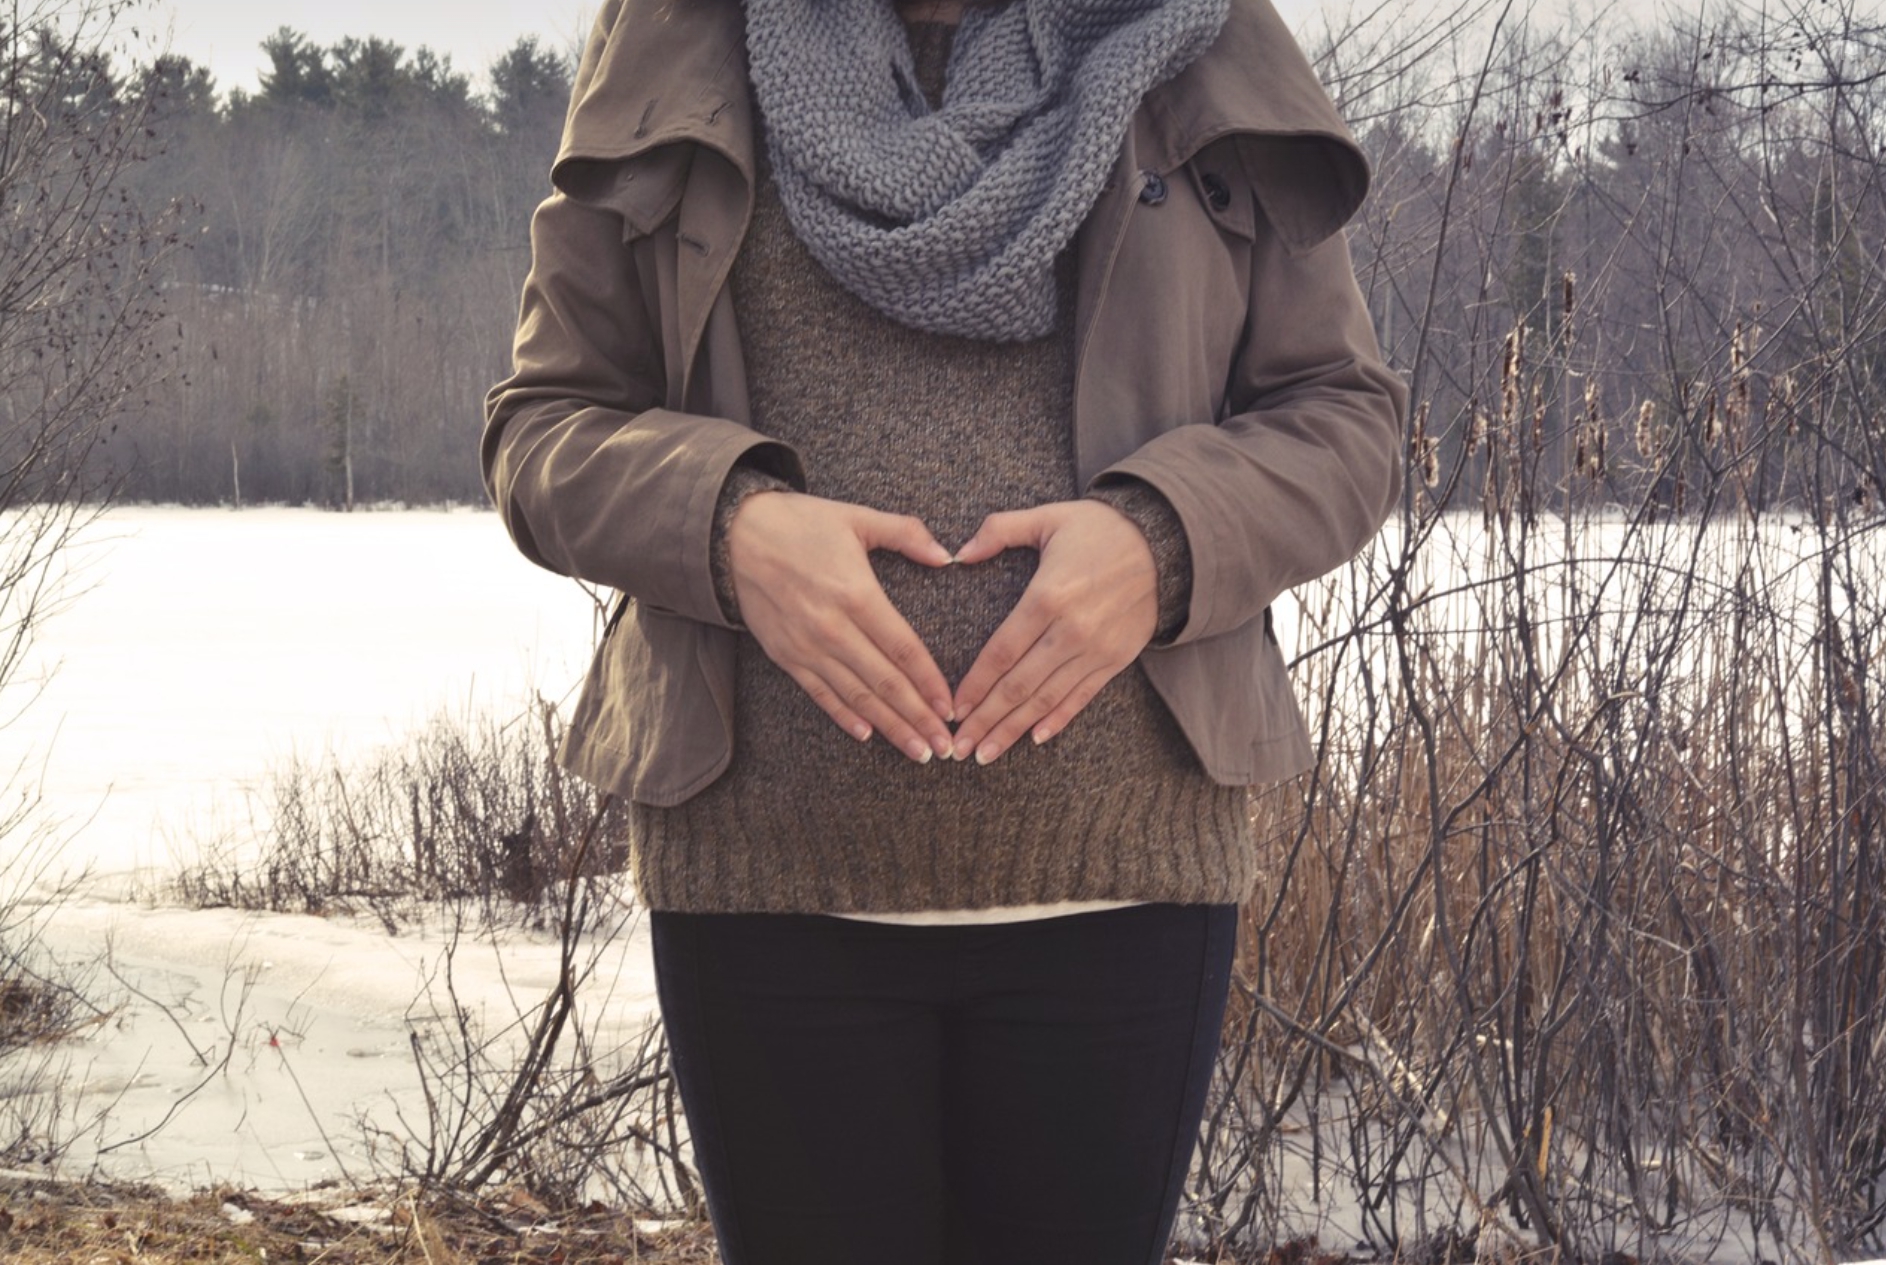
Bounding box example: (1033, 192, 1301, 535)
(950, 499, 1159, 763)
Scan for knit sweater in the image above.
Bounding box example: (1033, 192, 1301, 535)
(624, 21, 1255, 915)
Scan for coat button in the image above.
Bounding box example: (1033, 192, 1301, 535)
(1202, 172, 1232, 210)
(1138, 170, 1167, 205)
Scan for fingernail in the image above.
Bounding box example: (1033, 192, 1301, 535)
(906, 739, 934, 764)
(951, 738, 972, 762)
(976, 743, 1000, 766)
(1033, 727, 1055, 746)
(932, 734, 954, 759)
(853, 723, 873, 742)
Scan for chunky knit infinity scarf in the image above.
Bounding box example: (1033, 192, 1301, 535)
(743, 0, 1229, 342)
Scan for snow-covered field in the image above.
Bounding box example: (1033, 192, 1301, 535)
(10, 506, 595, 884)
(8, 506, 1885, 1264)
(4, 507, 656, 1192)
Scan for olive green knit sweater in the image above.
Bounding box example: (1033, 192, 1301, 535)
(624, 22, 1255, 914)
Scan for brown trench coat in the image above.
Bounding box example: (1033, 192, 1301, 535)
(482, 0, 1408, 808)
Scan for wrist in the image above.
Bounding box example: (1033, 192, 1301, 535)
(713, 469, 794, 627)
(1084, 482, 1191, 644)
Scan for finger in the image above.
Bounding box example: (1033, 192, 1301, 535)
(1025, 668, 1114, 748)
(953, 506, 1055, 566)
(812, 583, 955, 752)
(852, 507, 955, 569)
(951, 600, 1052, 725)
(850, 590, 957, 733)
(780, 664, 876, 745)
(794, 655, 943, 765)
(951, 622, 1064, 759)
(961, 655, 1093, 765)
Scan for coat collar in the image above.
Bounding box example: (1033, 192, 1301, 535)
(1141, 0, 1370, 247)
(553, 0, 753, 235)
(552, 0, 1368, 250)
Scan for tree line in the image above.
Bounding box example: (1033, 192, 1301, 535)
(9, 19, 575, 506)
(6, 1, 1885, 513)
(1339, 0, 1886, 525)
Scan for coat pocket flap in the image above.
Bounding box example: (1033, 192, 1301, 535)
(561, 604, 735, 807)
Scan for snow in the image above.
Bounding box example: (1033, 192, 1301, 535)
(2, 506, 649, 1192)
(28, 894, 659, 1192)
(8, 506, 596, 886)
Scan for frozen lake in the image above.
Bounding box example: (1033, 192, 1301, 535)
(8, 506, 597, 886)
(2, 507, 657, 1193)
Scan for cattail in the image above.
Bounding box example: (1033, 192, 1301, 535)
(1469, 401, 1488, 455)
(1531, 380, 1548, 451)
(1501, 322, 1526, 431)
(1702, 388, 1721, 447)
(1581, 380, 1606, 478)
(1725, 321, 1752, 446)
(1777, 373, 1797, 437)
(1635, 400, 1658, 457)
(1563, 271, 1577, 317)
(1409, 402, 1440, 489)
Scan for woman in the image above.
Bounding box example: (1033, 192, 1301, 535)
(482, 0, 1404, 1260)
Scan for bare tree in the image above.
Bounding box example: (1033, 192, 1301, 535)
(1, 0, 182, 688)
(0, 0, 181, 1061)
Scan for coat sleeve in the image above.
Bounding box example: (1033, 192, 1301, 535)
(1093, 216, 1406, 647)
(480, 190, 804, 627)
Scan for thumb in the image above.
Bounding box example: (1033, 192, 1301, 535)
(851, 507, 954, 568)
(954, 506, 1055, 565)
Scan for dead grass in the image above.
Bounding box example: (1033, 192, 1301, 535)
(0, 1177, 1385, 1265)
(0, 1176, 724, 1264)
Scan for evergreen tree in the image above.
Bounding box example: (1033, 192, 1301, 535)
(258, 28, 332, 110)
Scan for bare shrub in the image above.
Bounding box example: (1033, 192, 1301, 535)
(174, 699, 622, 930)
(172, 700, 693, 1212)
(1186, 2, 1886, 1261)
(2, 0, 181, 1174)
(379, 895, 697, 1215)
(0, 846, 107, 1171)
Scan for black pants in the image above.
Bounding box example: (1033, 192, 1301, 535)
(650, 903, 1238, 1265)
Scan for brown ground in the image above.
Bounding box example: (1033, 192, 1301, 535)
(0, 1177, 724, 1264)
(0, 1176, 1375, 1264)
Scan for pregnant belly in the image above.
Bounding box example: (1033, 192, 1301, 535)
(872, 546, 1039, 685)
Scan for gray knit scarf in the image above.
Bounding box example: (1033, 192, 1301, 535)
(743, 0, 1229, 342)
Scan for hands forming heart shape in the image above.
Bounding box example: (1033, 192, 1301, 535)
(726, 491, 1160, 766)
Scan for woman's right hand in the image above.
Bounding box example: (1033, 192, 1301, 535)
(727, 490, 957, 764)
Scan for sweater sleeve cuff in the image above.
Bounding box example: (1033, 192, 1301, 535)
(1087, 479, 1193, 645)
(711, 464, 794, 626)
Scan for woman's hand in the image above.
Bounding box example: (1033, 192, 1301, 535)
(728, 490, 957, 763)
(949, 500, 1159, 764)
